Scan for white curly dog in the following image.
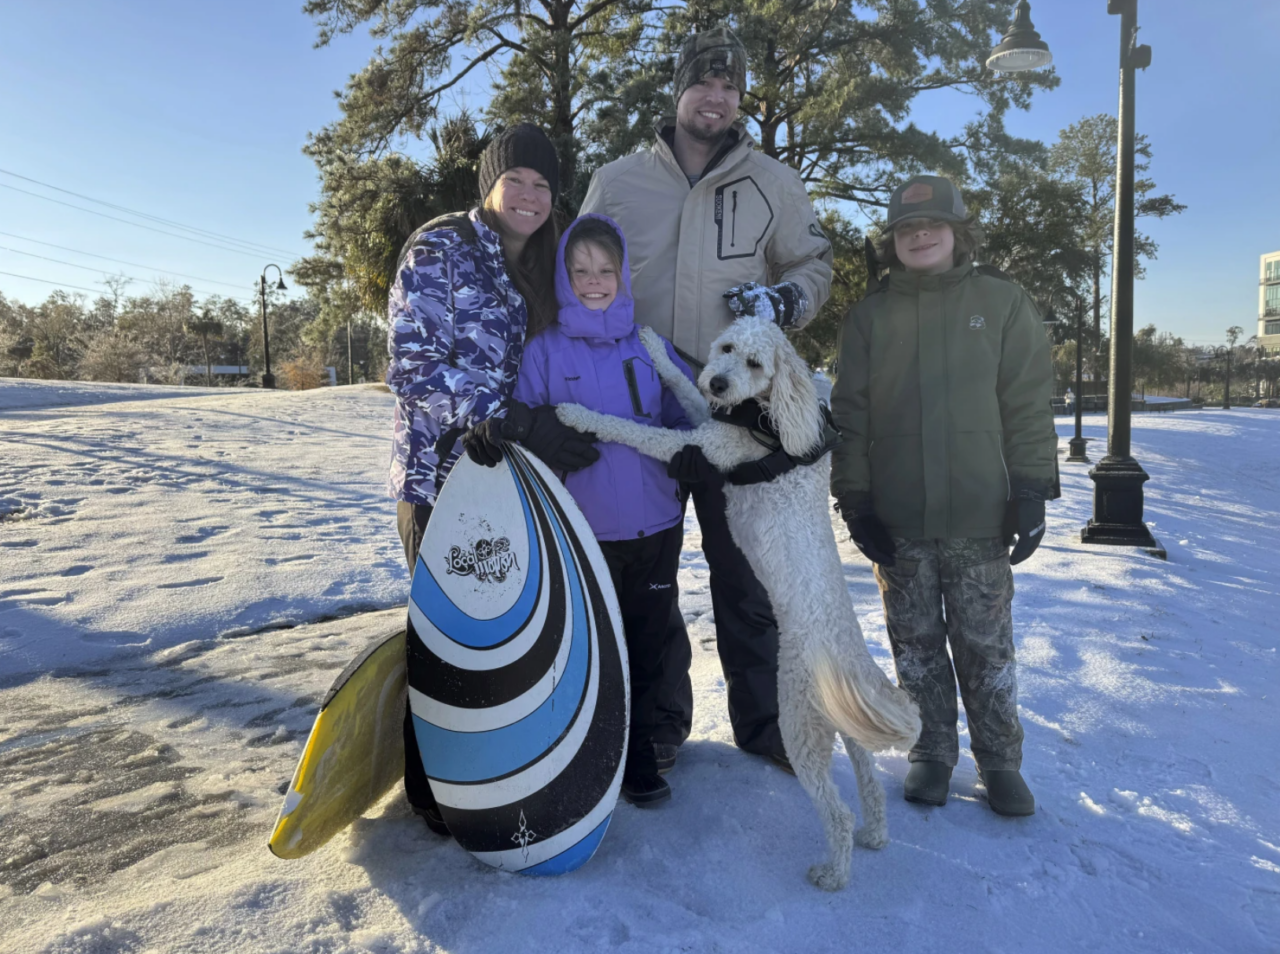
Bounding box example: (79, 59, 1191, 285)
(556, 316, 921, 891)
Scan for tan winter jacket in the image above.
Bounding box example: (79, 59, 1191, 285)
(581, 121, 832, 365)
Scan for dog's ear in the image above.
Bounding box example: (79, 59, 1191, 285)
(767, 336, 823, 457)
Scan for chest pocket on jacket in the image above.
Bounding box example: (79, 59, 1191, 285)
(621, 354, 661, 420)
(714, 176, 774, 261)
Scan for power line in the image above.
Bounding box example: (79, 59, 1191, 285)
(0, 246, 254, 303)
(0, 270, 106, 296)
(0, 234, 251, 292)
(0, 182, 296, 261)
(0, 167, 304, 259)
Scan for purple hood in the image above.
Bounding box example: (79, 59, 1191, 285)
(555, 213, 635, 341)
(514, 213, 695, 541)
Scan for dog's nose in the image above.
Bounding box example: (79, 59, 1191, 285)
(708, 375, 729, 395)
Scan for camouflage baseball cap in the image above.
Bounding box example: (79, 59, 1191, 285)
(886, 175, 968, 229)
(673, 26, 747, 103)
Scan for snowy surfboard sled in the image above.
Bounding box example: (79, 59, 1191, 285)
(269, 627, 408, 859)
(269, 446, 630, 871)
(406, 446, 629, 875)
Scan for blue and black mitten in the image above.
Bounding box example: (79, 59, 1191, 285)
(1004, 479, 1049, 566)
(722, 281, 809, 329)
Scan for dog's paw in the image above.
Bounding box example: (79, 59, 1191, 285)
(806, 861, 849, 892)
(638, 325, 665, 361)
(854, 824, 888, 851)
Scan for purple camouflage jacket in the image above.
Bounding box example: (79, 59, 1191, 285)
(515, 214, 695, 542)
(386, 209, 525, 506)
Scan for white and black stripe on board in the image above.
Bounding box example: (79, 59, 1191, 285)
(406, 447, 629, 875)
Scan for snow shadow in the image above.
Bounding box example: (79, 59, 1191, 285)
(345, 737, 919, 954)
(3, 431, 387, 512)
(0, 607, 405, 897)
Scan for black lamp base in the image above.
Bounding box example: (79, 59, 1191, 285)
(262, 372, 276, 390)
(1080, 455, 1166, 558)
(1066, 436, 1091, 463)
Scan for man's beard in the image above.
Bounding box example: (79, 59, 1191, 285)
(677, 110, 732, 145)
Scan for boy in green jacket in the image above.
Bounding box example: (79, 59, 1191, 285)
(829, 175, 1058, 816)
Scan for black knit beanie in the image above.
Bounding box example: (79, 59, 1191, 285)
(477, 123, 560, 203)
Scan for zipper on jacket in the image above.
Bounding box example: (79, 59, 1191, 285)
(731, 190, 739, 248)
(622, 358, 651, 418)
(999, 445, 1011, 500)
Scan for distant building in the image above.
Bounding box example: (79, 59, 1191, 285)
(1260, 250, 1280, 351)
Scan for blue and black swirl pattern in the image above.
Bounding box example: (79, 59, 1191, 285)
(406, 447, 629, 874)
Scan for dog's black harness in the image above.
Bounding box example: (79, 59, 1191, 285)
(710, 399, 842, 485)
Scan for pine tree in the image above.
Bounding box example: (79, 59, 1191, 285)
(293, 116, 492, 315)
(1048, 114, 1185, 352)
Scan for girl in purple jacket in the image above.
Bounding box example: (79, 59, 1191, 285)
(514, 214, 695, 808)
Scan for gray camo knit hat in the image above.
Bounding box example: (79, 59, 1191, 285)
(673, 26, 747, 103)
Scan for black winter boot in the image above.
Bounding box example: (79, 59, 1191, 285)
(903, 761, 952, 806)
(622, 771, 671, 807)
(654, 743, 679, 775)
(412, 803, 451, 836)
(980, 769, 1035, 816)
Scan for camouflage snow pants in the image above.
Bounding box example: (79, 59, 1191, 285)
(873, 537, 1023, 771)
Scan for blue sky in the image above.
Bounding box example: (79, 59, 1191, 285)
(1, 0, 1275, 346)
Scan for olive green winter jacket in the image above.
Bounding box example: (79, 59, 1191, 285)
(829, 263, 1057, 541)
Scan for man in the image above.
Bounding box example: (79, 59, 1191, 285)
(580, 25, 833, 771)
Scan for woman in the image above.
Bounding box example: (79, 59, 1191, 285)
(385, 123, 598, 834)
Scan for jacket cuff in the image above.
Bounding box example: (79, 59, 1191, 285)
(1009, 477, 1052, 501)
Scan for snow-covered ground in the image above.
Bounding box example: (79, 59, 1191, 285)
(1, 381, 1278, 954)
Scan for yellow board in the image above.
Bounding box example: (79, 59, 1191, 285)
(268, 629, 407, 859)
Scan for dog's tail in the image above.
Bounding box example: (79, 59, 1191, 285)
(811, 650, 921, 752)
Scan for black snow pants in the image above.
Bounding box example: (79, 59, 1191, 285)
(653, 480, 784, 758)
(597, 523, 683, 778)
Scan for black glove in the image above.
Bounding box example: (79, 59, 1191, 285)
(836, 493, 896, 567)
(667, 444, 722, 490)
(522, 404, 600, 472)
(722, 281, 809, 329)
(461, 402, 537, 467)
(1004, 480, 1049, 566)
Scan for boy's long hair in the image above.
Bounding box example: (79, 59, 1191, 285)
(478, 203, 560, 339)
(875, 215, 986, 271)
(563, 218, 625, 274)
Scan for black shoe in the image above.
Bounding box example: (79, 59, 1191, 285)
(903, 761, 952, 806)
(411, 802, 451, 836)
(979, 768, 1036, 817)
(621, 771, 671, 807)
(654, 743, 679, 775)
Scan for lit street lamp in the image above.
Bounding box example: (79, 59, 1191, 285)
(988, 0, 1163, 557)
(259, 265, 287, 389)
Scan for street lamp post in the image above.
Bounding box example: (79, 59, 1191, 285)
(259, 265, 287, 389)
(988, 0, 1162, 557)
(1067, 298, 1091, 462)
(1079, 0, 1162, 556)
(1213, 345, 1232, 410)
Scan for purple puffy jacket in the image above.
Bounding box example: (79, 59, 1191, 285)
(514, 214, 695, 542)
